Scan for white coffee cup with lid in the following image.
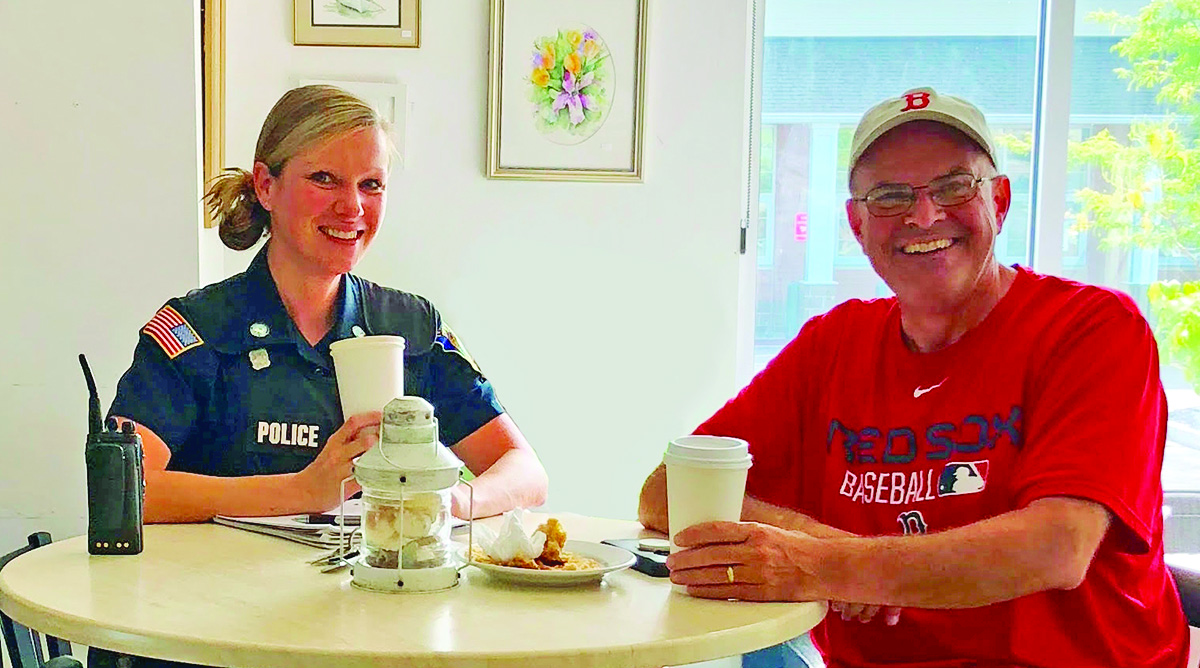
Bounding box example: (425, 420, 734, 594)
(330, 335, 406, 419)
(663, 435, 752, 554)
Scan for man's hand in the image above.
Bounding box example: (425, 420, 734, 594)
(637, 464, 669, 533)
(295, 411, 380, 510)
(668, 520, 901, 623)
(666, 520, 830, 602)
(693, 506, 903, 623)
(829, 601, 902, 625)
(643, 468, 906, 621)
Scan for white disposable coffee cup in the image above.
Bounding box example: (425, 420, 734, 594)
(329, 335, 406, 419)
(663, 435, 752, 554)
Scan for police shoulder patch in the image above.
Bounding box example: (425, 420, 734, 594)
(143, 305, 204, 359)
(434, 323, 482, 373)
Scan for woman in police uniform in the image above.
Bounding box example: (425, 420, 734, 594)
(109, 85, 548, 524)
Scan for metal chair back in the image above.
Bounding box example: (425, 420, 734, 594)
(0, 532, 82, 668)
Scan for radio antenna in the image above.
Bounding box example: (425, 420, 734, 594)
(79, 354, 103, 436)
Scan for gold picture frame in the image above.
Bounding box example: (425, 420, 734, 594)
(294, 0, 420, 48)
(486, 0, 647, 182)
(202, 0, 226, 228)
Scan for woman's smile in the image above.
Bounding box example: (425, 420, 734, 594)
(319, 226, 365, 242)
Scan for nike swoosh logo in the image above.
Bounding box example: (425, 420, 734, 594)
(913, 379, 948, 398)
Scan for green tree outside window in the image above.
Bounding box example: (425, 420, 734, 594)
(1004, 0, 1200, 391)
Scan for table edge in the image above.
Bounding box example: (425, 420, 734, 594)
(0, 526, 829, 668)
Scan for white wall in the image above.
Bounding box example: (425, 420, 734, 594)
(219, 0, 754, 520)
(0, 0, 755, 544)
(0, 1, 203, 548)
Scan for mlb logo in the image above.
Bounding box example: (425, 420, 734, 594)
(937, 461, 989, 497)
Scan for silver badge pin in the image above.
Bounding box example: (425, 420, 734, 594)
(249, 348, 270, 371)
(250, 323, 270, 338)
(352, 325, 366, 338)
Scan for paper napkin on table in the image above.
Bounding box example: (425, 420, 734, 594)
(474, 508, 546, 562)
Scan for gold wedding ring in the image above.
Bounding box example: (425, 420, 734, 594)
(726, 566, 735, 584)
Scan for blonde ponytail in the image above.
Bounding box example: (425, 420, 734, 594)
(205, 168, 269, 251)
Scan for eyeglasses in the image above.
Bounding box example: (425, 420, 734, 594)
(851, 173, 998, 217)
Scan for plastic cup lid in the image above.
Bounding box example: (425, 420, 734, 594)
(330, 335, 406, 353)
(662, 435, 752, 469)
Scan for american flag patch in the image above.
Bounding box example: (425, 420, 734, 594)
(143, 305, 204, 359)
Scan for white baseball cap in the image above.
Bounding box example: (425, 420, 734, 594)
(848, 87, 997, 173)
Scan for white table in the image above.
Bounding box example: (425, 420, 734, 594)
(0, 513, 826, 668)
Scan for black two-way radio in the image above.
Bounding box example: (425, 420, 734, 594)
(80, 354, 144, 555)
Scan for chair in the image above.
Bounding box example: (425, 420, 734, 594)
(1168, 560, 1200, 627)
(0, 532, 83, 668)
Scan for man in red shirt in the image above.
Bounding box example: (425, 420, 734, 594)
(639, 87, 1188, 667)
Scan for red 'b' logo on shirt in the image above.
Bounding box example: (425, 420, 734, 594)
(902, 91, 931, 111)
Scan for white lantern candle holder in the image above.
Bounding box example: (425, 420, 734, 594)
(341, 396, 472, 593)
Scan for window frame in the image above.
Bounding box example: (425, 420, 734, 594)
(740, 0, 1200, 496)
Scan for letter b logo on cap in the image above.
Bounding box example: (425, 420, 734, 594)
(902, 91, 931, 112)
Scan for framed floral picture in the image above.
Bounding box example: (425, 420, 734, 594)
(486, 0, 647, 181)
(294, 0, 420, 48)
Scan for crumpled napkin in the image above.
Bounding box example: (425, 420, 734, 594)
(474, 508, 546, 562)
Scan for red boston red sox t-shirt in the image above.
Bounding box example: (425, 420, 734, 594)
(697, 267, 1188, 668)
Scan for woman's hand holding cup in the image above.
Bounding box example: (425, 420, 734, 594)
(296, 411, 381, 510)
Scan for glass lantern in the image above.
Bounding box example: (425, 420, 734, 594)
(347, 396, 470, 593)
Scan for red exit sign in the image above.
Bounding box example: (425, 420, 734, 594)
(794, 213, 808, 241)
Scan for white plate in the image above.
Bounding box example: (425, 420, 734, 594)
(470, 540, 636, 587)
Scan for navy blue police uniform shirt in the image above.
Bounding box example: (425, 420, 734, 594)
(108, 247, 504, 477)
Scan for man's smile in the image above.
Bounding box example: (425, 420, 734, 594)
(900, 238, 955, 255)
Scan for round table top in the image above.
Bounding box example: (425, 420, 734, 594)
(0, 513, 826, 668)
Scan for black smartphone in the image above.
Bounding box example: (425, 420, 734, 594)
(304, 513, 361, 525)
(602, 538, 670, 578)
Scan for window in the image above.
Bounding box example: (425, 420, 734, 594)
(754, 2, 1039, 366)
(750, 0, 1200, 492)
(757, 127, 777, 270)
(1062, 0, 1200, 492)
